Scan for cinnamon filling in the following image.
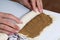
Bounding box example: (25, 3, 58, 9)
(19, 13, 52, 38)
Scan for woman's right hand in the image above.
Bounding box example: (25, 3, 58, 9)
(0, 12, 21, 35)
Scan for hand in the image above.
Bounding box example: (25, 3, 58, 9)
(18, 0, 43, 13)
(0, 12, 21, 35)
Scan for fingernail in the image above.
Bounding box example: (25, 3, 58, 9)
(18, 20, 23, 24)
(35, 9, 38, 12)
(17, 28, 20, 31)
(15, 30, 19, 33)
(20, 21, 23, 24)
(9, 33, 14, 35)
(39, 9, 43, 13)
(35, 9, 40, 14)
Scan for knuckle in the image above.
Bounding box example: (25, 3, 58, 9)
(8, 14, 16, 18)
(7, 14, 14, 18)
(8, 14, 12, 16)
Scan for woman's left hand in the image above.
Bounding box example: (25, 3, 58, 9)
(18, 0, 43, 13)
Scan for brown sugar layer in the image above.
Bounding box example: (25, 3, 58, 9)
(19, 13, 52, 38)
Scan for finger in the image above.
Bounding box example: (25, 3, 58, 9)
(0, 12, 20, 23)
(31, 0, 37, 12)
(22, 0, 32, 9)
(37, 0, 43, 13)
(24, 0, 31, 9)
(0, 24, 18, 33)
(0, 18, 20, 30)
(0, 29, 13, 35)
